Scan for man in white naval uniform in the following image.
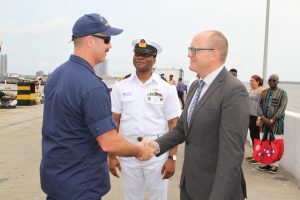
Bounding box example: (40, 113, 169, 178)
(109, 38, 182, 200)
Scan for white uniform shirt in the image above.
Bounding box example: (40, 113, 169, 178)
(111, 72, 181, 142)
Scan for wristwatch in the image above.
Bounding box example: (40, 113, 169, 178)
(168, 155, 177, 161)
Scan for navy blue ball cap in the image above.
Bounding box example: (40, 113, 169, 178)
(72, 13, 123, 39)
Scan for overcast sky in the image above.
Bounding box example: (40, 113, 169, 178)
(0, 0, 299, 82)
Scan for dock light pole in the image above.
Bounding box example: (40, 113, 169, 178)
(262, 0, 270, 87)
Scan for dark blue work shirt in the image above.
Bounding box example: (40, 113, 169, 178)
(40, 55, 116, 200)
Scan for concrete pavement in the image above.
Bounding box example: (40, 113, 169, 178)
(0, 104, 299, 199)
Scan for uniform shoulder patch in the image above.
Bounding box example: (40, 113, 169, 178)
(124, 74, 131, 79)
(117, 74, 131, 81)
(160, 75, 167, 82)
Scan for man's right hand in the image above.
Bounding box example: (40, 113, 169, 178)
(108, 155, 121, 178)
(135, 141, 155, 161)
(141, 140, 160, 154)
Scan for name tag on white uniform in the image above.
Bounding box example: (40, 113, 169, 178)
(121, 92, 134, 101)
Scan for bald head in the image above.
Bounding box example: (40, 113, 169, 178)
(269, 74, 279, 81)
(207, 31, 228, 62)
(194, 31, 228, 62)
(268, 74, 279, 90)
(188, 30, 229, 77)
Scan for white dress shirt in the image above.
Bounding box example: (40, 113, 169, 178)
(188, 65, 225, 117)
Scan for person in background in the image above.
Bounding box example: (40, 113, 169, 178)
(177, 77, 186, 109)
(257, 74, 288, 174)
(40, 13, 154, 200)
(168, 74, 176, 85)
(229, 68, 237, 77)
(109, 38, 181, 200)
(247, 75, 264, 164)
(147, 30, 249, 200)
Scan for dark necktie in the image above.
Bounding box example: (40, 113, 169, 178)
(187, 80, 205, 126)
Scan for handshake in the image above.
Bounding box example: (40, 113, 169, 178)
(108, 140, 161, 178)
(135, 140, 160, 161)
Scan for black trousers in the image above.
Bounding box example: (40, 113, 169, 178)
(249, 115, 260, 148)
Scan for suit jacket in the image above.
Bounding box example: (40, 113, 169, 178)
(156, 68, 250, 200)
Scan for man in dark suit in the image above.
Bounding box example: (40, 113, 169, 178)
(147, 30, 250, 200)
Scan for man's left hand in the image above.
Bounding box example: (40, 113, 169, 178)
(161, 159, 176, 179)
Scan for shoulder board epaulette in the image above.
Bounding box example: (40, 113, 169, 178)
(160, 76, 167, 82)
(124, 74, 131, 79)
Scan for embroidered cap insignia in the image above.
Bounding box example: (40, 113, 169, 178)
(138, 39, 147, 48)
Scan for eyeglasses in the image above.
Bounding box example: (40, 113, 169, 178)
(188, 47, 215, 55)
(91, 34, 111, 44)
(268, 79, 278, 83)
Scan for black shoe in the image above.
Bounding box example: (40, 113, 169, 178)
(267, 166, 278, 174)
(256, 165, 271, 171)
(248, 159, 258, 165)
(246, 156, 252, 161)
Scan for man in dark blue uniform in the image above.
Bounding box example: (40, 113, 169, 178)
(40, 13, 154, 200)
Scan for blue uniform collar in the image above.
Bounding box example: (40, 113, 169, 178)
(69, 55, 97, 75)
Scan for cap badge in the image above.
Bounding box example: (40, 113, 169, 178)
(99, 15, 104, 22)
(99, 15, 110, 27)
(138, 39, 147, 48)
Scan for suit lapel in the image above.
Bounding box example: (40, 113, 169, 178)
(188, 68, 227, 131)
(183, 79, 199, 133)
(186, 80, 199, 108)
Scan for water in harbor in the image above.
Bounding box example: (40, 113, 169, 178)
(1, 83, 300, 113)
